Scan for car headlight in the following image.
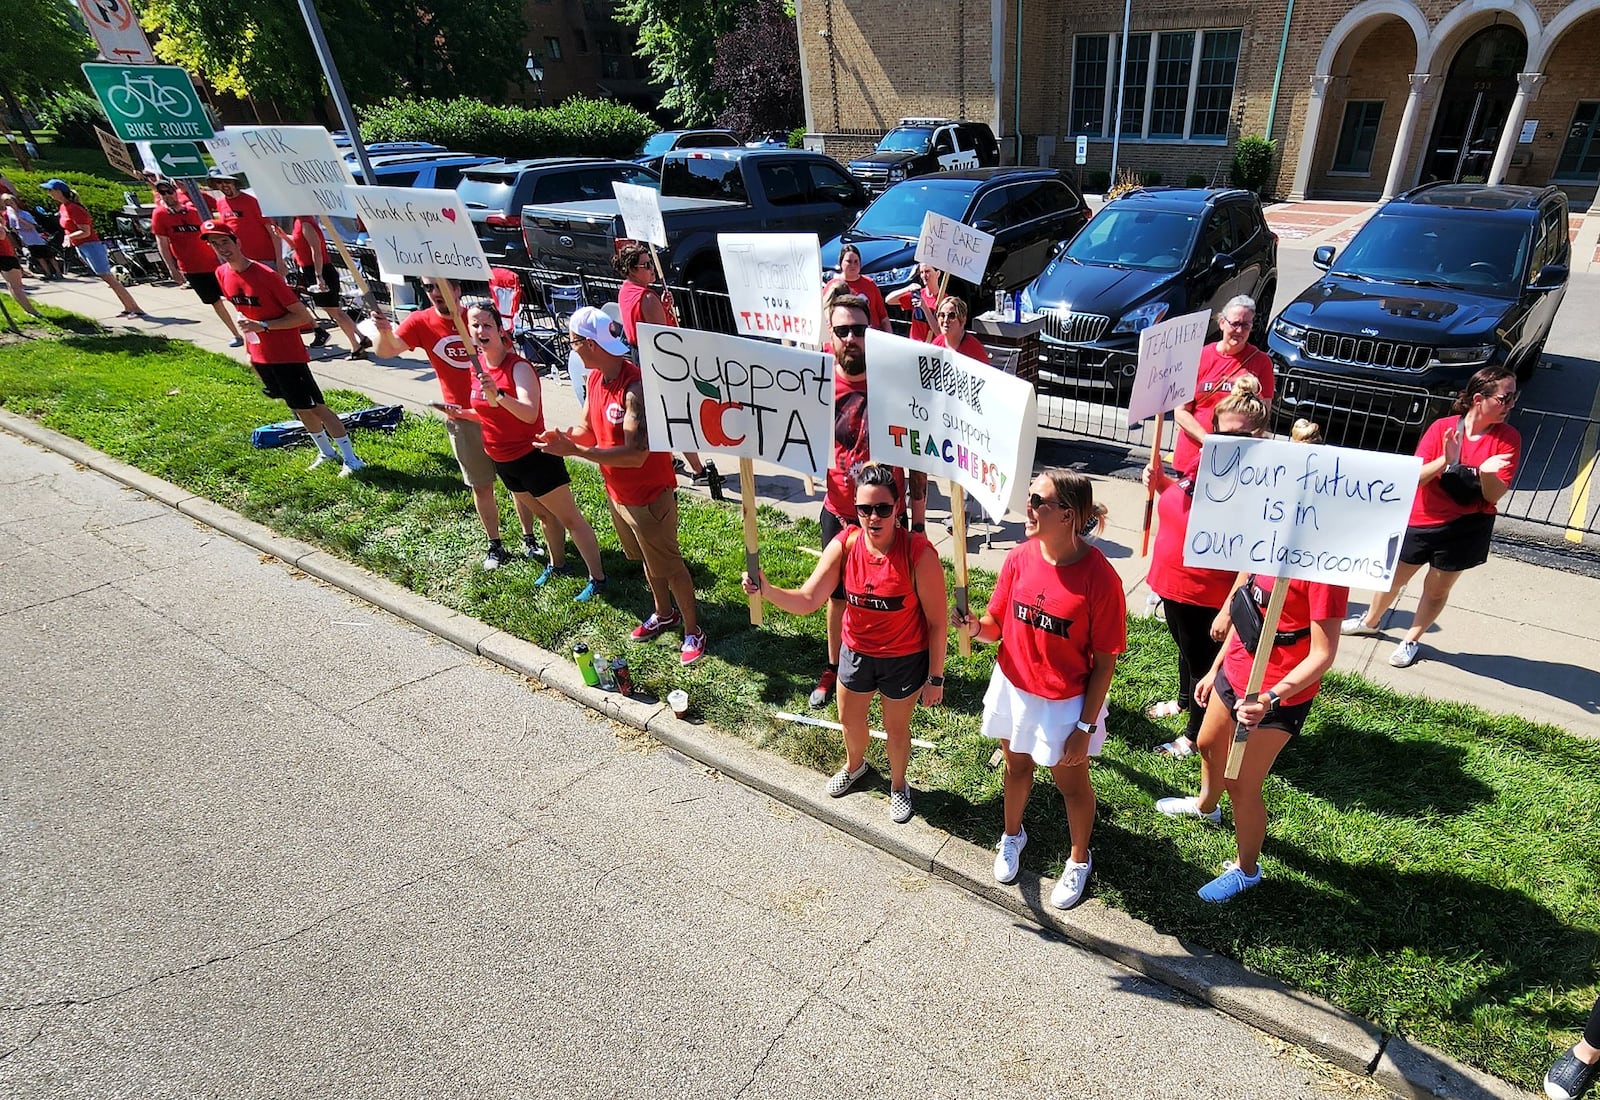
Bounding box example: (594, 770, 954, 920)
(868, 265, 914, 287)
(1112, 301, 1171, 334)
(888, 166, 907, 181)
(1272, 317, 1307, 344)
(1429, 344, 1497, 368)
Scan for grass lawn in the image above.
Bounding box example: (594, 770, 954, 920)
(1, 323, 1596, 1090)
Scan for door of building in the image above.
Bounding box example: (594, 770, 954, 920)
(1424, 25, 1526, 183)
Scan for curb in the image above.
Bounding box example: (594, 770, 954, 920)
(0, 409, 1537, 1100)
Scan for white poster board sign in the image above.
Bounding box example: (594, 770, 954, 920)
(914, 210, 994, 285)
(614, 181, 667, 248)
(1184, 437, 1421, 587)
(637, 323, 834, 478)
(348, 185, 489, 281)
(1125, 307, 1210, 425)
(865, 329, 1038, 522)
(206, 131, 243, 177)
(717, 233, 823, 344)
(226, 126, 357, 219)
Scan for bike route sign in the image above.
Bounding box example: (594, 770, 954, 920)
(82, 63, 215, 142)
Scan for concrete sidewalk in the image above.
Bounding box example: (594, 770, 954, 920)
(19, 271, 1600, 739)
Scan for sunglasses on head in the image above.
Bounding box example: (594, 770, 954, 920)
(855, 502, 895, 518)
(833, 323, 868, 339)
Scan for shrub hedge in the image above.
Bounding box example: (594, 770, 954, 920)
(33, 91, 109, 147)
(5, 169, 134, 238)
(1232, 135, 1278, 197)
(358, 95, 657, 161)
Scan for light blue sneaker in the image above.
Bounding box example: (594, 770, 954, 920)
(1198, 860, 1262, 903)
(574, 576, 608, 603)
(535, 563, 568, 588)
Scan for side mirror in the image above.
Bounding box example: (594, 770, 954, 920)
(1210, 252, 1238, 276)
(1528, 263, 1568, 291)
(1313, 244, 1336, 270)
(973, 219, 1000, 234)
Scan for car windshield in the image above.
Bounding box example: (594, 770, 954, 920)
(637, 133, 678, 157)
(851, 182, 973, 237)
(876, 128, 934, 153)
(457, 176, 514, 210)
(1063, 207, 1199, 270)
(1333, 211, 1530, 296)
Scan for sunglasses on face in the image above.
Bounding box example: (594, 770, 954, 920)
(832, 323, 868, 339)
(856, 502, 895, 518)
(1027, 493, 1061, 512)
(937, 312, 961, 321)
(1489, 391, 1517, 406)
(633, 258, 654, 269)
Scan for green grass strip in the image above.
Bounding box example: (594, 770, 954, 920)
(2, 323, 1595, 1088)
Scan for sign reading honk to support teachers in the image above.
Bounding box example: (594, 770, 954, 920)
(347, 186, 489, 282)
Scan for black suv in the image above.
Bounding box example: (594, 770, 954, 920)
(459, 158, 660, 264)
(820, 168, 1089, 301)
(1020, 188, 1277, 395)
(1269, 183, 1570, 434)
(847, 119, 1001, 194)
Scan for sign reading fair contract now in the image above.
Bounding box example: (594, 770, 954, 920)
(1185, 437, 1421, 586)
(348, 186, 488, 281)
(226, 126, 357, 219)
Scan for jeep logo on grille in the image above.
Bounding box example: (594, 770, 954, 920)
(1361, 327, 1379, 336)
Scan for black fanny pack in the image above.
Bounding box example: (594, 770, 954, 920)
(1229, 578, 1312, 655)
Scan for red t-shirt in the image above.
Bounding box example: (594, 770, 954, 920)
(0, 233, 12, 259)
(470, 351, 543, 462)
(824, 275, 890, 331)
(617, 279, 658, 346)
(933, 331, 990, 364)
(827, 366, 874, 518)
(216, 261, 308, 365)
(214, 191, 275, 261)
(1147, 481, 1236, 608)
(396, 307, 474, 408)
(585, 360, 677, 506)
(1172, 343, 1275, 476)
(907, 285, 938, 343)
(838, 527, 933, 658)
(58, 201, 98, 244)
(289, 217, 328, 269)
(150, 202, 212, 274)
(1410, 416, 1520, 527)
(988, 540, 1127, 700)
(1222, 575, 1348, 707)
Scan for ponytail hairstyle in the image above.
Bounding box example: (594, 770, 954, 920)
(1212, 374, 1269, 434)
(1040, 468, 1108, 539)
(1290, 419, 1324, 444)
(1452, 364, 1516, 415)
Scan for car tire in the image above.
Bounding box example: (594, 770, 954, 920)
(1514, 338, 1545, 383)
(1251, 283, 1275, 350)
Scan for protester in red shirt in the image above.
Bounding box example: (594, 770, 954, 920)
(885, 261, 941, 343)
(42, 179, 144, 317)
(205, 173, 278, 271)
(1171, 296, 1274, 478)
(822, 244, 892, 332)
(930, 295, 989, 364)
(1341, 365, 1520, 669)
(1140, 375, 1268, 757)
(956, 471, 1125, 910)
(742, 462, 947, 822)
(272, 215, 368, 358)
(0, 222, 39, 317)
(539, 306, 706, 665)
(150, 180, 240, 343)
(202, 220, 364, 476)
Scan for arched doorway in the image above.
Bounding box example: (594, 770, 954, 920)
(1424, 24, 1527, 182)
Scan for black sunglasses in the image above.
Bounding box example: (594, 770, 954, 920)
(1027, 493, 1063, 512)
(856, 502, 895, 519)
(832, 323, 868, 339)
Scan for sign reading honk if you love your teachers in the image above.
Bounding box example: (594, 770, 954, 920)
(347, 186, 489, 281)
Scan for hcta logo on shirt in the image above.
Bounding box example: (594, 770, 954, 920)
(605, 401, 626, 426)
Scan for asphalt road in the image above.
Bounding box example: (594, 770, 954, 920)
(0, 433, 1372, 1097)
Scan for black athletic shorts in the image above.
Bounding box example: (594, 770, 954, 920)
(184, 270, 223, 305)
(1398, 512, 1495, 572)
(0, 254, 18, 273)
(296, 262, 342, 308)
(253, 361, 325, 410)
(1214, 666, 1314, 739)
(838, 644, 929, 701)
(820, 505, 857, 599)
(494, 448, 571, 498)
(26, 244, 56, 261)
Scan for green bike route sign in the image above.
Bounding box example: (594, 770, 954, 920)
(148, 141, 207, 177)
(82, 63, 215, 142)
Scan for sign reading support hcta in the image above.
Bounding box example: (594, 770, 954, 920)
(82, 63, 214, 142)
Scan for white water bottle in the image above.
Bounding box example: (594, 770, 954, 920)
(1143, 593, 1163, 618)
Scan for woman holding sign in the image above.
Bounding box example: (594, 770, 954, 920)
(956, 472, 1125, 910)
(742, 463, 946, 824)
(1171, 296, 1273, 479)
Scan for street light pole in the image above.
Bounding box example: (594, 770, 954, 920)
(1109, 0, 1132, 187)
(296, 0, 377, 184)
(525, 51, 545, 108)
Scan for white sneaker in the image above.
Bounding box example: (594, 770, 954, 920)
(993, 829, 1027, 884)
(1389, 640, 1420, 668)
(1155, 796, 1222, 824)
(338, 456, 365, 478)
(1050, 852, 1093, 909)
(307, 453, 337, 471)
(1340, 614, 1380, 637)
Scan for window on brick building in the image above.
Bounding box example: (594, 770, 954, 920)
(1332, 101, 1384, 174)
(1070, 36, 1110, 136)
(1119, 34, 1151, 137)
(1071, 29, 1240, 143)
(1191, 30, 1240, 139)
(1149, 32, 1194, 138)
(1556, 102, 1600, 180)
(545, 36, 562, 60)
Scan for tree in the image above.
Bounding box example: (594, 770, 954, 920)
(616, 0, 756, 126)
(711, 0, 801, 139)
(0, 0, 96, 143)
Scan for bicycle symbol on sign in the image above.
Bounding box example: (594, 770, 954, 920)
(106, 71, 193, 119)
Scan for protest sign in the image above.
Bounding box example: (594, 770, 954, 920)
(913, 210, 994, 285)
(718, 233, 823, 344)
(348, 185, 489, 282)
(1184, 437, 1421, 588)
(206, 131, 242, 177)
(1126, 308, 1209, 426)
(614, 181, 667, 248)
(636, 323, 834, 479)
(864, 329, 1038, 523)
(226, 126, 357, 219)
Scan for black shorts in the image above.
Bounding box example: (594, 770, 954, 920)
(820, 506, 857, 599)
(1214, 667, 1314, 739)
(252, 361, 325, 410)
(0, 254, 17, 273)
(1398, 512, 1495, 572)
(838, 644, 928, 701)
(494, 448, 571, 498)
(296, 263, 341, 308)
(26, 244, 56, 261)
(184, 270, 223, 304)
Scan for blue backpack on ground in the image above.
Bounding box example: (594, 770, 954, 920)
(251, 404, 404, 448)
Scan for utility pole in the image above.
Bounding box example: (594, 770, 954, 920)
(295, 0, 377, 184)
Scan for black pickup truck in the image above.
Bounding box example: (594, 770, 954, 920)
(520, 147, 870, 289)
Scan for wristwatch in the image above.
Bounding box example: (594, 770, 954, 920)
(926, 675, 945, 687)
(1075, 720, 1097, 734)
(1260, 689, 1282, 710)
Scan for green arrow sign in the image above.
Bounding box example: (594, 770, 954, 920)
(82, 63, 214, 142)
(148, 141, 207, 178)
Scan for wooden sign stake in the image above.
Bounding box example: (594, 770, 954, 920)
(950, 481, 971, 658)
(1224, 581, 1290, 780)
(1141, 415, 1165, 557)
(740, 457, 762, 625)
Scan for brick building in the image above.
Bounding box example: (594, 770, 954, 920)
(795, 0, 1600, 208)
(508, 0, 654, 111)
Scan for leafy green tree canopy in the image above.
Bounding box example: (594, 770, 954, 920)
(617, 0, 758, 126)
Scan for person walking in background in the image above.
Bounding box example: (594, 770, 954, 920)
(3, 194, 63, 280)
(0, 219, 40, 317)
(273, 215, 369, 360)
(1341, 366, 1520, 669)
(539, 306, 706, 665)
(42, 179, 145, 318)
(150, 180, 241, 345)
(957, 471, 1125, 910)
(823, 244, 892, 333)
(1171, 296, 1273, 478)
(1545, 993, 1600, 1099)
(743, 462, 947, 823)
(203, 219, 364, 477)
(204, 172, 279, 273)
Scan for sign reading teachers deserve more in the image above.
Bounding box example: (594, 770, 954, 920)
(1125, 307, 1210, 426)
(349, 186, 488, 281)
(1185, 437, 1422, 587)
(226, 126, 356, 219)
(865, 329, 1038, 522)
(636, 323, 834, 479)
(914, 210, 994, 285)
(718, 233, 823, 344)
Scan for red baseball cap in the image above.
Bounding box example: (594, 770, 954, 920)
(199, 219, 236, 239)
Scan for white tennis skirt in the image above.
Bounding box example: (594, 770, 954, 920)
(981, 664, 1110, 767)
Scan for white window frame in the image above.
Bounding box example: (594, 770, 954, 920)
(1068, 29, 1239, 144)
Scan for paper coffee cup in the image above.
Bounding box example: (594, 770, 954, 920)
(667, 689, 689, 719)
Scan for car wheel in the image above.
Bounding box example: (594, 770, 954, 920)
(1251, 284, 1274, 350)
(1514, 338, 1545, 383)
